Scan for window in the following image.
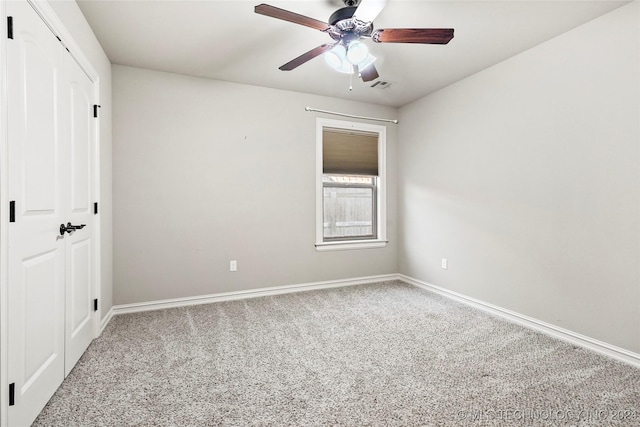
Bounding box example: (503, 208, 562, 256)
(316, 119, 387, 251)
(323, 175, 377, 240)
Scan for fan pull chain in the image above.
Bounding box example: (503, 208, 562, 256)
(349, 73, 353, 91)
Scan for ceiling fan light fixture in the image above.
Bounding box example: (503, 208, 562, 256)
(358, 53, 377, 71)
(333, 61, 355, 74)
(324, 44, 354, 74)
(346, 40, 369, 65)
(324, 44, 346, 68)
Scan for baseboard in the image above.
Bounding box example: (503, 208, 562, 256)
(99, 306, 114, 335)
(399, 274, 640, 369)
(112, 274, 400, 316)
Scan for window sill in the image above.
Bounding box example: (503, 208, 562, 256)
(315, 240, 388, 252)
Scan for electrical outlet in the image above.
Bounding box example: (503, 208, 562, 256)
(230, 260, 237, 272)
(441, 258, 448, 270)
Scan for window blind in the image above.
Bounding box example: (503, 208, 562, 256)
(322, 127, 379, 176)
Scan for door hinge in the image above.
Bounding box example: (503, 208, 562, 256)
(9, 201, 15, 222)
(9, 383, 15, 406)
(94, 202, 99, 215)
(93, 104, 101, 118)
(7, 16, 13, 39)
(94, 299, 98, 312)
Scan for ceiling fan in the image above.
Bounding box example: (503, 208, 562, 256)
(254, 0, 454, 83)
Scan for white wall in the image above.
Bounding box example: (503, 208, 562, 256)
(47, 0, 113, 322)
(398, 3, 639, 353)
(112, 65, 398, 305)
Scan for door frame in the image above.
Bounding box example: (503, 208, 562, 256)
(0, 1, 101, 425)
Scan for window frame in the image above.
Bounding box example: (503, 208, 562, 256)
(315, 118, 387, 251)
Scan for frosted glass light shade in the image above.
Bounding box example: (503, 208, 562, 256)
(346, 41, 369, 65)
(324, 44, 346, 69)
(324, 45, 354, 74)
(358, 54, 377, 71)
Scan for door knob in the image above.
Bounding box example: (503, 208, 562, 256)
(59, 222, 86, 236)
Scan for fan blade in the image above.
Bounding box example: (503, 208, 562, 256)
(372, 28, 454, 44)
(359, 63, 379, 82)
(353, 0, 387, 23)
(255, 4, 329, 31)
(279, 44, 336, 71)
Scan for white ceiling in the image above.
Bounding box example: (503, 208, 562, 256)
(76, 0, 629, 107)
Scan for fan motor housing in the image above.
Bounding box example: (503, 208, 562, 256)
(329, 6, 357, 25)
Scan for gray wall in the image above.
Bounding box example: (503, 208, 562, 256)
(111, 3, 638, 355)
(49, 0, 113, 322)
(398, 3, 639, 353)
(112, 65, 398, 305)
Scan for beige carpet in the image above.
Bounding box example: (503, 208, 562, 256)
(34, 281, 640, 426)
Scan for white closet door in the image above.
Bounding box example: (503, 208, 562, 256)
(7, 1, 66, 425)
(64, 52, 95, 375)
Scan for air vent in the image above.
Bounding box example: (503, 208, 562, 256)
(370, 80, 392, 89)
